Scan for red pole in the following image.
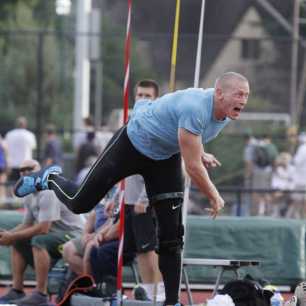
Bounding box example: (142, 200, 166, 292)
(117, 0, 132, 303)
(123, 0, 132, 125)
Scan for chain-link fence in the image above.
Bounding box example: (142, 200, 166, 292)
(0, 30, 298, 130)
(0, 28, 304, 217)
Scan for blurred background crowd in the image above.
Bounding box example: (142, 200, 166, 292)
(1, 113, 306, 220)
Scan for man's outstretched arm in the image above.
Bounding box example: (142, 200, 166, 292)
(178, 128, 224, 218)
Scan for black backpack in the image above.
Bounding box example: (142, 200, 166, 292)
(254, 145, 271, 168)
(219, 279, 273, 306)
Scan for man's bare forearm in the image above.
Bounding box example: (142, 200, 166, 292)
(186, 163, 220, 201)
(11, 223, 50, 241)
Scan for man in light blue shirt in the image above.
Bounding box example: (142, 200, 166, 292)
(15, 72, 250, 306)
(128, 87, 230, 160)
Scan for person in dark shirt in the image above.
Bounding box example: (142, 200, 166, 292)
(43, 124, 63, 167)
(75, 131, 99, 175)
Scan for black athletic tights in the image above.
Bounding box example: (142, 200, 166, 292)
(48, 126, 184, 304)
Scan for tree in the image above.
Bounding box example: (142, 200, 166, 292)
(0, 1, 157, 134)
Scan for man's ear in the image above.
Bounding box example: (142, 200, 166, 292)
(215, 87, 223, 99)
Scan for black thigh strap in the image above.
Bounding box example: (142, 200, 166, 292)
(150, 192, 184, 204)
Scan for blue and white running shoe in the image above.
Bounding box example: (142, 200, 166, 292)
(14, 165, 62, 197)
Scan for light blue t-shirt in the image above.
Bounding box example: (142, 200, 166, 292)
(127, 88, 231, 160)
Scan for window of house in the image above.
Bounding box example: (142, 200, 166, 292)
(241, 39, 261, 59)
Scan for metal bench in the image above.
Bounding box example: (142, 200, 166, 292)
(182, 258, 260, 305)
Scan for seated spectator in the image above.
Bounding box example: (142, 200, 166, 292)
(93, 203, 165, 301)
(88, 217, 121, 284)
(62, 201, 111, 276)
(0, 159, 83, 306)
(61, 185, 119, 297)
(61, 186, 136, 300)
(269, 152, 295, 217)
(89, 204, 135, 288)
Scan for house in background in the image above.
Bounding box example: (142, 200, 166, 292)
(106, 0, 295, 116)
(201, 4, 292, 133)
(201, 7, 278, 88)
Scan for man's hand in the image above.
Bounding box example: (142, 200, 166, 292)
(0, 231, 14, 246)
(134, 202, 147, 214)
(104, 201, 115, 218)
(93, 231, 103, 246)
(201, 152, 221, 168)
(82, 233, 95, 246)
(206, 196, 225, 219)
(94, 225, 111, 246)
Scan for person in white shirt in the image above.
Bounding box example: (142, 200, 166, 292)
(291, 132, 306, 218)
(5, 117, 37, 182)
(293, 133, 306, 191)
(270, 152, 295, 217)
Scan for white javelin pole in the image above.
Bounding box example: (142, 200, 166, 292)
(180, 0, 206, 300)
(182, 0, 206, 233)
(193, 0, 206, 89)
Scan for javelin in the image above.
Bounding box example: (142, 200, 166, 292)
(180, 0, 206, 296)
(183, 0, 206, 225)
(169, 0, 181, 92)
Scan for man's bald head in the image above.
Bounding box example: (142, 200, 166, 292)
(215, 72, 248, 90)
(16, 116, 28, 129)
(213, 72, 250, 120)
